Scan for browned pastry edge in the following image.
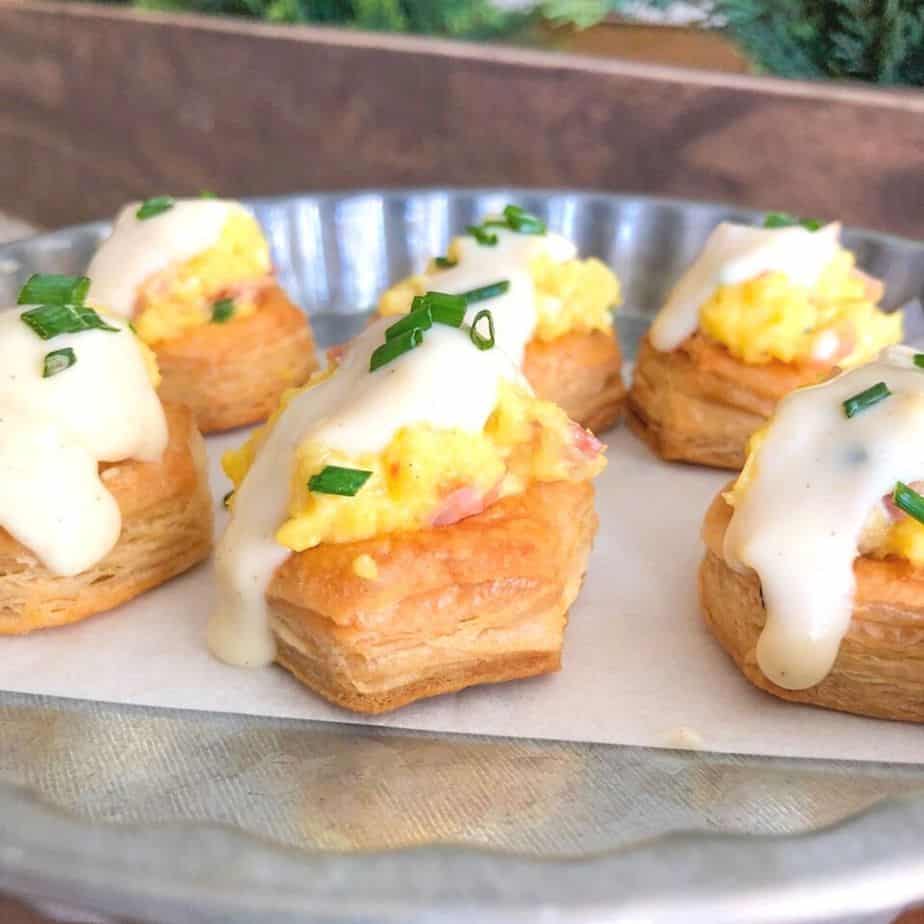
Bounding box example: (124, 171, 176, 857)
(627, 334, 832, 470)
(266, 480, 598, 714)
(154, 284, 318, 433)
(524, 328, 624, 434)
(0, 402, 213, 634)
(700, 489, 924, 723)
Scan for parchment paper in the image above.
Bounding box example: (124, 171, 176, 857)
(3, 427, 922, 764)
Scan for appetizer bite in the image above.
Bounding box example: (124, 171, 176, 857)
(86, 196, 317, 432)
(0, 274, 212, 633)
(378, 205, 624, 432)
(701, 346, 924, 722)
(628, 214, 901, 469)
(211, 293, 606, 713)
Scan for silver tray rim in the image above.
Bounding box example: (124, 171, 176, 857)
(2, 187, 924, 924)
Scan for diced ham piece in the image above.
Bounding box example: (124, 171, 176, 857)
(431, 487, 488, 527)
(570, 422, 604, 459)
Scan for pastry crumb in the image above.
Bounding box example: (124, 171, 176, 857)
(666, 726, 704, 750)
(352, 554, 378, 580)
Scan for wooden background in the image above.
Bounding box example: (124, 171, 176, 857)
(2, 3, 924, 919)
(1, 0, 924, 237)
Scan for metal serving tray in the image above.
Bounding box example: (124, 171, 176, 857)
(2, 189, 924, 924)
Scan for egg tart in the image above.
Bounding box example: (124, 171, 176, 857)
(378, 205, 624, 433)
(0, 275, 212, 633)
(86, 197, 317, 432)
(211, 300, 606, 713)
(628, 216, 900, 470)
(701, 346, 924, 722)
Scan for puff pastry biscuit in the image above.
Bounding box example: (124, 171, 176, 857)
(0, 402, 212, 634)
(700, 492, 924, 723)
(270, 480, 596, 714)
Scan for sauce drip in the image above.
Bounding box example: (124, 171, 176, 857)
(650, 222, 841, 352)
(0, 307, 167, 575)
(724, 346, 924, 689)
(86, 199, 245, 317)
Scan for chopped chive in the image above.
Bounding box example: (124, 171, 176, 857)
(503, 204, 546, 234)
(200, 189, 217, 199)
(222, 490, 233, 509)
(893, 482, 924, 525)
(17, 274, 90, 307)
(434, 256, 457, 269)
(422, 291, 466, 317)
(913, 353, 924, 369)
(42, 347, 76, 378)
(763, 211, 798, 229)
(136, 196, 175, 220)
(469, 309, 495, 351)
(467, 224, 498, 246)
(308, 465, 372, 497)
(211, 298, 236, 323)
(21, 303, 120, 340)
(461, 280, 510, 304)
(128, 321, 139, 335)
(385, 306, 432, 341)
(427, 299, 466, 328)
(370, 327, 423, 371)
(763, 211, 821, 232)
(842, 381, 891, 418)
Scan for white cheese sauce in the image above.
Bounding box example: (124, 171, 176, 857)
(407, 227, 577, 364)
(86, 199, 247, 317)
(210, 317, 526, 668)
(724, 346, 924, 689)
(0, 306, 167, 576)
(650, 221, 842, 352)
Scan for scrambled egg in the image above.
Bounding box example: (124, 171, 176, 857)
(378, 243, 621, 342)
(133, 210, 271, 344)
(699, 249, 901, 366)
(223, 379, 605, 552)
(731, 429, 924, 566)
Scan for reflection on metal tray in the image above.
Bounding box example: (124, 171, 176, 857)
(1, 189, 924, 924)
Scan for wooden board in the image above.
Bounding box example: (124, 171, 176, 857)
(1, 0, 923, 237)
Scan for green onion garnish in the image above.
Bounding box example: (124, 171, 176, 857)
(386, 305, 432, 340)
(42, 347, 76, 378)
(422, 291, 467, 325)
(222, 490, 233, 509)
(370, 327, 423, 371)
(914, 353, 924, 369)
(136, 196, 175, 220)
(503, 204, 546, 234)
(211, 298, 236, 323)
(434, 256, 457, 268)
(469, 309, 495, 351)
(842, 381, 891, 418)
(893, 482, 924, 525)
(385, 292, 467, 341)
(461, 280, 510, 304)
(17, 274, 90, 307)
(308, 465, 372, 497)
(467, 224, 498, 246)
(763, 211, 821, 232)
(21, 303, 120, 340)
(200, 189, 217, 199)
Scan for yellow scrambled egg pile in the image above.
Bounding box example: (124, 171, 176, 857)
(223, 378, 605, 552)
(378, 246, 621, 342)
(699, 249, 901, 366)
(731, 429, 924, 565)
(133, 210, 271, 344)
